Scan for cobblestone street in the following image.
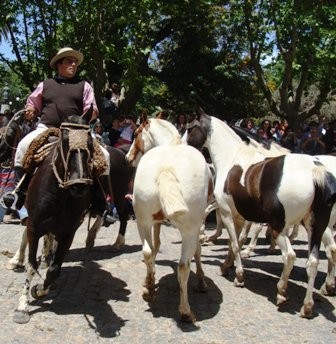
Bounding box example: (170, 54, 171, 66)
(0, 218, 335, 344)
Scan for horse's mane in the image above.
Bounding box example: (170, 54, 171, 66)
(194, 109, 289, 158)
(152, 118, 182, 144)
(230, 125, 289, 154)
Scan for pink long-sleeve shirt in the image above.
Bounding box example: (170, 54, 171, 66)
(26, 80, 98, 114)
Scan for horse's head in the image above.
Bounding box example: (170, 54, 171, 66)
(54, 123, 95, 196)
(186, 108, 210, 150)
(125, 119, 149, 166)
(126, 117, 181, 166)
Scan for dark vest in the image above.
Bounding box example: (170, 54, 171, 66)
(40, 77, 85, 128)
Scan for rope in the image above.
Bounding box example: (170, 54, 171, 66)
(1, 109, 27, 150)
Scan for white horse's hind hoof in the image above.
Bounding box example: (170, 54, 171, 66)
(13, 310, 30, 324)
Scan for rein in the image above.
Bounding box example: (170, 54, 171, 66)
(52, 122, 93, 188)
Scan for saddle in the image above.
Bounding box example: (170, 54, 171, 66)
(22, 128, 60, 173)
(22, 125, 107, 177)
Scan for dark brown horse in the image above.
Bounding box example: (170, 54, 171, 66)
(13, 122, 102, 323)
(1, 113, 133, 271)
(85, 144, 134, 250)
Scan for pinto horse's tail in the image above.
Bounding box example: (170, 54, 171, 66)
(156, 166, 188, 217)
(312, 162, 336, 206)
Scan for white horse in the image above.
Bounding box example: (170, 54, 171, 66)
(186, 109, 336, 318)
(126, 116, 213, 322)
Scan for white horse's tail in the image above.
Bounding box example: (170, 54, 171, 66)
(156, 166, 188, 217)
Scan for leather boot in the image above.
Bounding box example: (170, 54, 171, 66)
(1, 167, 29, 210)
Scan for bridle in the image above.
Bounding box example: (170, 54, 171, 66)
(52, 122, 94, 188)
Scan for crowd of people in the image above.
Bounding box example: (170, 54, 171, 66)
(239, 117, 336, 155)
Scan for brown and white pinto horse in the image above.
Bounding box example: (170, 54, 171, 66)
(223, 127, 336, 296)
(126, 116, 213, 322)
(186, 109, 336, 318)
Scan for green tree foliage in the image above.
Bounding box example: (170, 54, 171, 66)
(228, 0, 336, 126)
(0, 0, 334, 123)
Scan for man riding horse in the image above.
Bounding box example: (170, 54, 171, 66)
(1, 47, 117, 225)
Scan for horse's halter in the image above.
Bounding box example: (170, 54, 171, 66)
(52, 122, 94, 188)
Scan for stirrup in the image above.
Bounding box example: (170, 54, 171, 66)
(102, 210, 118, 227)
(0, 192, 19, 211)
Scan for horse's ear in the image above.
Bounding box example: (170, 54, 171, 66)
(195, 105, 206, 117)
(155, 111, 164, 119)
(140, 110, 148, 123)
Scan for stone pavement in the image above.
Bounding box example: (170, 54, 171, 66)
(0, 218, 335, 344)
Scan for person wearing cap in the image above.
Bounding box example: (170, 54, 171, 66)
(2, 47, 117, 225)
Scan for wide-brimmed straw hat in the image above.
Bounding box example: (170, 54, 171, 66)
(50, 47, 84, 69)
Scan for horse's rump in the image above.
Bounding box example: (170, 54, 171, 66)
(133, 145, 210, 223)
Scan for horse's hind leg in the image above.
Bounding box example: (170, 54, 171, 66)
(7, 227, 28, 270)
(275, 230, 296, 306)
(153, 222, 161, 258)
(289, 223, 300, 243)
(194, 240, 207, 292)
(86, 215, 103, 249)
(320, 227, 336, 296)
(139, 224, 156, 302)
(207, 207, 223, 243)
(220, 213, 244, 287)
(200, 202, 222, 243)
(178, 230, 199, 323)
(240, 221, 259, 258)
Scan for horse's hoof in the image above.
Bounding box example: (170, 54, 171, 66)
(241, 250, 252, 258)
(39, 261, 48, 270)
(267, 247, 277, 255)
(142, 287, 156, 303)
(300, 305, 313, 318)
(199, 235, 206, 245)
(276, 293, 289, 306)
(220, 263, 232, 276)
(85, 239, 94, 249)
(13, 310, 30, 324)
(6, 262, 24, 270)
(234, 277, 245, 288)
(111, 234, 125, 251)
(320, 283, 336, 296)
(180, 311, 196, 323)
(31, 284, 45, 299)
